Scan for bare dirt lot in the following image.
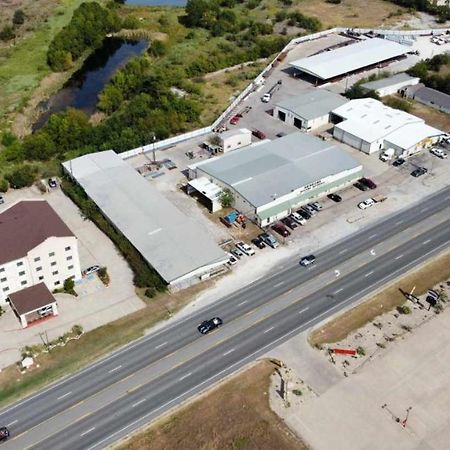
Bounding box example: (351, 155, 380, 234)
(116, 360, 306, 450)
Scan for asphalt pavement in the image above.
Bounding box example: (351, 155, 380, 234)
(1, 185, 449, 449)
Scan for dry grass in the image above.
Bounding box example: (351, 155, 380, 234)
(293, 0, 408, 29)
(409, 101, 450, 132)
(309, 251, 450, 346)
(116, 360, 306, 450)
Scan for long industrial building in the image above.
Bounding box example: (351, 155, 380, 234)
(331, 98, 444, 156)
(188, 133, 363, 226)
(63, 151, 228, 288)
(289, 38, 409, 82)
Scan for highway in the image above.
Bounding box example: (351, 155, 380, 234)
(1, 185, 449, 449)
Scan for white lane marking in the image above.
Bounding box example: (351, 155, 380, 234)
(80, 427, 96, 437)
(368, 234, 377, 239)
(339, 248, 348, 254)
(7, 420, 18, 426)
(155, 342, 168, 349)
(87, 239, 450, 450)
(423, 239, 431, 245)
(223, 348, 235, 356)
(264, 326, 274, 334)
(335, 288, 344, 294)
(108, 365, 122, 373)
(132, 399, 146, 408)
(396, 220, 404, 225)
(298, 307, 309, 315)
(395, 254, 404, 260)
(238, 300, 247, 306)
(420, 207, 429, 213)
(57, 392, 72, 400)
(274, 281, 284, 288)
(446, 195, 450, 200)
(364, 271, 374, 278)
(179, 372, 192, 381)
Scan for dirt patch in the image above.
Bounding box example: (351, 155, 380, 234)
(409, 101, 450, 132)
(116, 360, 306, 450)
(309, 250, 450, 347)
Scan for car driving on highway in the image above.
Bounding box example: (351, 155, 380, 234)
(198, 317, 223, 334)
(0, 426, 10, 442)
(299, 255, 316, 267)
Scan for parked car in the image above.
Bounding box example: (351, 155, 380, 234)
(299, 254, 316, 267)
(430, 148, 448, 159)
(261, 93, 271, 103)
(327, 193, 342, 202)
(359, 177, 377, 189)
(392, 158, 405, 167)
(198, 317, 223, 334)
(354, 181, 370, 191)
(252, 129, 266, 140)
(310, 201, 322, 211)
(358, 198, 375, 210)
(227, 253, 238, 265)
(276, 132, 287, 138)
(0, 427, 10, 442)
(272, 222, 290, 237)
(83, 265, 100, 276)
(411, 167, 428, 177)
(231, 247, 243, 259)
(229, 115, 240, 125)
(38, 305, 53, 316)
(251, 237, 266, 249)
(281, 216, 297, 230)
(48, 178, 58, 188)
(290, 212, 306, 225)
(0, 195, 4, 205)
(236, 241, 255, 256)
(297, 209, 311, 220)
(302, 204, 317, 216)
(259, 232, 279, 249)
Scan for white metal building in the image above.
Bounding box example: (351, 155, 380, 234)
(360, 73, 420, 97)
(289, 38, 409, 81)
(0, 200, 81, 305)
(331, 98, 443, 155)
(273, 89, 348, 131)
(63, 151, 228, 288)
(189, 133, 362, 226)
(219, 128, 252, 153)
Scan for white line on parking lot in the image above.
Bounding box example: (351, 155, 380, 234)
(395, 254, 404, 260)
(57, 391, 72, 400)
(264, 326, 274, 334)
(155, 342, 168, 349)
(80, 427, 96, 437)
(108, 365, 122, 373)
(368, 234, 377, 239)
(179, 372, 192, 381)
(238, 300, 247, 306)
(335, 288, 344, 294)
(274, 281, 284, 288)
(420, 207, 429, 213)
(298, 307, 309, 315)
(339, 249, 348, 254)
(132, 399, 146, 408)
(395, 220, 404, 225)
(364, 271, 374, 278)
(7, 420, 18, 427)
(423, 239, 431, 245)
(223, 348, 235, 356)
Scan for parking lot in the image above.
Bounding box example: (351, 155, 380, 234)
(0, 185, 146, 369)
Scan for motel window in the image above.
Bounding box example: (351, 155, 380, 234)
(34, 257, 41, 262)
(2, 287, 9, 292)
(54, 281, 60, 286)
(21, 281, 27, 286)
(52, 271, 59, 276)
(67, 265, 74, 270)
(0, 268, 4, 273)
(36, 267, 42, 272)
(65, 246, 71, 251)
(18, 271, 25, 276)
(51, 261, 57, 266)
(38, 276, 44, 281)
(0, 277, 6, 283)
(66, 256, 73, 261)
(17, 261, 23, 267)
(49, 252, 55, 257)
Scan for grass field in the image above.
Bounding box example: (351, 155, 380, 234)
(116, 360, 305, 450)
(309, 251, 450, 346)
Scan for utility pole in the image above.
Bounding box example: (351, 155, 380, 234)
(402, 406, 412, 428)
(152, 135, 157, 162)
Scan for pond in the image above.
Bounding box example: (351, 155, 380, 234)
(33, 38, 147, 131)
(126, 0, 186, 5)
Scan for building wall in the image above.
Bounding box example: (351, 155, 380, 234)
(273, 106, 328, 131)
(333, 126, 383, 154)
(385, 135, 440, 157)
(0, 236, 81, 304)
(220, 131, 252, 153)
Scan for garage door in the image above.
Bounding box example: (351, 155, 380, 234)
(340, 130, 363, 150)
(278, 110, 286, 122)
(294, 117, 303, 129)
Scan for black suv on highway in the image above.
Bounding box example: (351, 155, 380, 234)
(198, 317, 223, 334)
(0, 427, 10, 442)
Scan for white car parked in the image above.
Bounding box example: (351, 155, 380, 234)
(358, 198, 375, 210)
(290, 212, 306, 225)
(261, 93, 271, 103)
(430, 148, 448, 159)
(236, 241, 255, 256)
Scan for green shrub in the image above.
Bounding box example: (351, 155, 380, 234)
(6, 165, 37, 188)
(0, 25, 15, 41)
(397, 305, 412, 314)
(0, 178, 8, 193)
(292, 389, 303, 396)
(13, 9, 26, 25)
(63, 277, 75, 293)
(356, 346, 366, 356)
(384, 97, 412, 112)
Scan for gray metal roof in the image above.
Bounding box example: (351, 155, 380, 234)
(361, 73, 418, 91)
(275, 88, 348, 120)
(289, 38, 409, 80)
(62, 151, 227, 284)
(411, 86, 450, 111)
(196, 133, 361, 208)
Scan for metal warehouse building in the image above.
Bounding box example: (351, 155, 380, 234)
(63, 151, 228, 288)
(360, 73, 419, 97)
(189, 133, 363, 226)
(290, 38, 409, 82)
(331, 98, 444, 156)
(273, 88, 348, 132)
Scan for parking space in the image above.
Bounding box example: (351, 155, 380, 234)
(0, 185, 146, 369)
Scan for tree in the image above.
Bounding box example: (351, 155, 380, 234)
(219, 188, 234, 208)
(0, 25, 15, 42)
(22, 132, 57, 161)
(13, 9, 26, 26)
(6, 165, 37, 188)
(148, 39, 168, 57)
(63, 277, 75, 293)
(0, 178, 8, 193)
